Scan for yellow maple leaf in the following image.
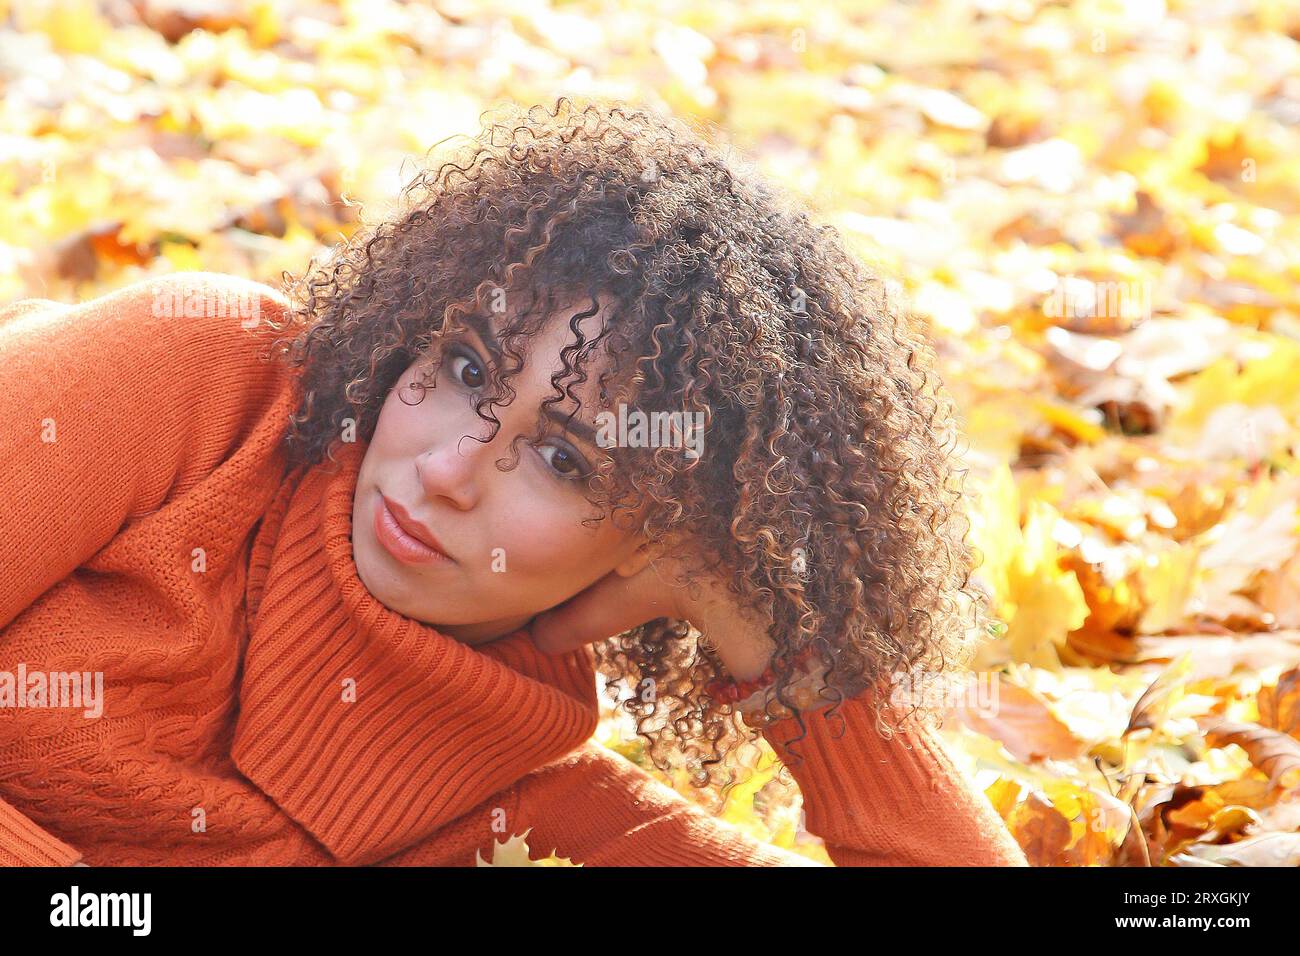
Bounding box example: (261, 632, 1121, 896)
(1135, 542, 1200, 634)
(968, 469, 1094, 668)
(1171, 336, 1300, 439)
(966, 463, 1022, 611)
(717, 744, 781, 842)
(475, 829, 581, 867)
(1002, 500, 1091, 669)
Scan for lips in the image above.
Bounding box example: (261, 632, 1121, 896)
(379, 493, 454, 561)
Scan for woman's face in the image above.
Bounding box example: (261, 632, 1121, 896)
(351, 296, 650, 645)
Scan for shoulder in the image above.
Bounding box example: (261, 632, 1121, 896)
(130, 270, 291, 317)
(6, 271, 297, 385)
(95, 271, 292, 349)
(4, 271, 291, 347)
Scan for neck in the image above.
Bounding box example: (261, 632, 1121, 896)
(431, 613, 538, 646)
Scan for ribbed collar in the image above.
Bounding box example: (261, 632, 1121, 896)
(231, 438, 599, 865)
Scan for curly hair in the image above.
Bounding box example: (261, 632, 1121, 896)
(260, 96, 994, 800)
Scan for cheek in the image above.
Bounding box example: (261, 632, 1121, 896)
(486, 499, 619, 580)
(374, 374, 440, 448)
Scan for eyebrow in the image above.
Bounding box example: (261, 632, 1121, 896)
(461, 313, 603, 449)
(464, 311, 502, 362)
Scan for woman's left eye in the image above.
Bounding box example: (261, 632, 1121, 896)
(537, 441, 592, 481)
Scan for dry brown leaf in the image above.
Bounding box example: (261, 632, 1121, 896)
(947, 675, 1087, 762)
(1258, 667, 1300, 740)
(1133, 630, 1300, 681)
(1197, 717, 1300, 791)
(1006, 791, 1074, 867)
(1181, 832, 1300, 867)
(1125, 655, 1193, 736)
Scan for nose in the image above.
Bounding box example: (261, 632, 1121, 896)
(414, 427, 502, 511)
(418, 434, 488, 512)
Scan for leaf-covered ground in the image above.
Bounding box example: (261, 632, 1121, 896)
(3, 0, 1298, 866)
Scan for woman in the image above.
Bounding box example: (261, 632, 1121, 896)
(0, 98, 1026, 867)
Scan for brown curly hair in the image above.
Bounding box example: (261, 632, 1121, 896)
(260, 96, 993, 799)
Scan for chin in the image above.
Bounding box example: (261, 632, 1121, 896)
(354, 541, 400, 604)
(352, 547, 380, 599)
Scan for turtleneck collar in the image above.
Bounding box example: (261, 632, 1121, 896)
(231, 438, 599, 865)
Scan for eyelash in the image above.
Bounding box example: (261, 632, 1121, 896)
(443, 344, 593, 483)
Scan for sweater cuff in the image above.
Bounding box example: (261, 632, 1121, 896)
(757, 693, 1028, 866)
(0, 798, 82, 866)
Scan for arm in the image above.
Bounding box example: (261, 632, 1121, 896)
(504, 740, 822, 866)
(502, 691, 1027, 867)
(0, 271, 297, 630)
(754, 693, 1029, 866)
(524, 558, 1026, 865)
(0, 272, 295, 865)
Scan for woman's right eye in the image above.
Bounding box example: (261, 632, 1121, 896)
(446, 346, 486, 390)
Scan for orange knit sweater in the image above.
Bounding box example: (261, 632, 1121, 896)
(0, 271, 1028, 867)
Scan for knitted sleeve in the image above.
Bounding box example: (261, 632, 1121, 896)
(505, 740, 819, 866)
(0, 797, 83, 866)
(0, 271, 296, 631)
(506, 694, 1028, 866)
(755, 694, 1029, 866)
